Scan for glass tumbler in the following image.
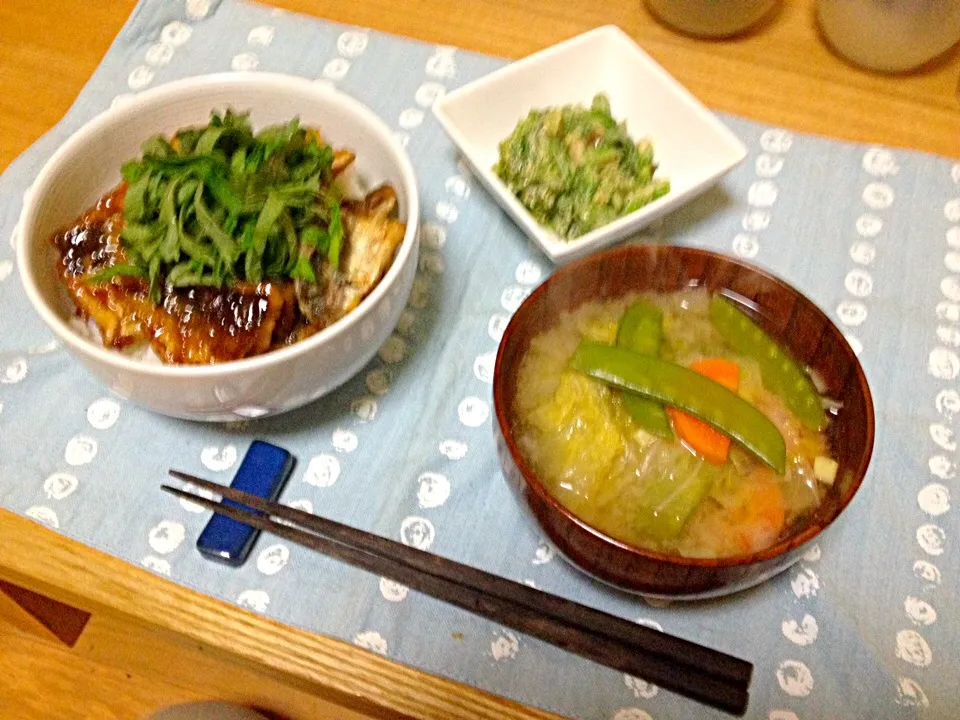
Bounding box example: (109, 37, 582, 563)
(817, 0, 960, 73)
(645, 0, 779, 37)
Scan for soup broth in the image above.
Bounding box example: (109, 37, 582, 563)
(512, 289, 835, 559)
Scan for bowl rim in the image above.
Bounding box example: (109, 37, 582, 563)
(492, 243, 876, 570)
(16, 72, 420, 378)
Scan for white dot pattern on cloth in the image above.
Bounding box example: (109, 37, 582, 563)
(43, 473, 78, 501)
(759, 129, 792, 153)
(457, 397, 489, 427)
(231, 52, 259, 71)
(366, 368, 392, 396)
(896, 677, 930, 707)
(1, 357, 27, 384)
(918, 483, 950, 516)
(25, 506, 59, 529)
(416, 472, 450, 508)
(623, 675, 657, 699)
(379, 578, 408, 602)
(612, 710, 653, 720)
(905, 596, 937, 626)
(351, 396, 378, 422)
(160, 21, 192, 46)
(145, 43, 174, 66)
(782, 614, 819, 646)
(86, 398, 121, 429)
(862, 182, 894, 209)
(185, 0, 211, 20)
(303, 454, 341, 487)
(398, 108, 424, 130)
(256, 544, 290, 575)
(439, 440, 468, 460)
(236, 589, 270, 613)
(127, 66, 155, 90)
(399, 516, 435, 550)
(742, 209, 770, 232)
(895, 630, 933, 667)
(755, 154, 784, 178)
(337, 31, 368, 58)
(515, 260, 542, 285)
(444, 174, 469, 199)
(354, 630, 388, 654)
(178, 481, 216, 514)
(916, 524, 946, 555)
(201, 445, 237, 472)
(148, 520, 185, 554)
(490, 630, 519, 660)
(110, 93, 136, 110)
(776, 660, 814, 697)
(913, 559, 942, 586)
(421, 222, 446, 249)
(856, 213, 883, 237)
(247, 26, 275, 47)
(65, 435, 97, 466)
(141, 556, 171, 576)
(425, 48, 456, 79)
(332, 428, 358, 453)
(415, 82, 445, 107)
(378, 335, 407, 363)
(929, 422, 956, 450)
(435, 201, 459, 224)
(862, 148, 900, 177)
(732, 233, 759, 259)
(747, 180, 778, 207)
(322, 58, 350, 80)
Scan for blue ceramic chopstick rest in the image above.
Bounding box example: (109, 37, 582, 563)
(196, 440, 295, 566)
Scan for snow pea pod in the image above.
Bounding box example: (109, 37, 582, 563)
(709, 296, 827, 431)
(615, 300, 673, 438)
(571, 342, 787, 474)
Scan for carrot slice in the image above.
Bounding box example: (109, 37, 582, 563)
(668, 358, 740, 465)
(730, 473, 787, 554)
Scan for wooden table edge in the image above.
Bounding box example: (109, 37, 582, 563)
(0, 508, 562, 720)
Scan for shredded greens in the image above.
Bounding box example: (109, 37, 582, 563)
(493, 94, 670, 240)
(104, 110, 343, 302)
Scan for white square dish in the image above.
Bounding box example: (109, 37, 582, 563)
(433, 25, 747, 264)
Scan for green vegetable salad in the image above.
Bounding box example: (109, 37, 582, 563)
(493, 94, 670, 240)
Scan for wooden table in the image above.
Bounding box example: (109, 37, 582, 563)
(0, 1, 958, 718)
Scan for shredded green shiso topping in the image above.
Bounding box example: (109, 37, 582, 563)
(92, 110, 345, 302)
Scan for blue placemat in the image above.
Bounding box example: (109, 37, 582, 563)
(1, 1, 958, 718)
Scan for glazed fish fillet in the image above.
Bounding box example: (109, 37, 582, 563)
(54, 184, 405, 364)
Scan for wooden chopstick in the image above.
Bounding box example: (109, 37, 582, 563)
(169, 468, 749, 685)
(164, 471, 752, 716)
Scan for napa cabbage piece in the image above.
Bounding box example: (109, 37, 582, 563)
(523, 370, 628, 506)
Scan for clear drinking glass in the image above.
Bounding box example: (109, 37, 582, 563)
(817, 0, 960, 73)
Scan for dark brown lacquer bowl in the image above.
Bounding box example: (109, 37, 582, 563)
(493, 244, 875, 600)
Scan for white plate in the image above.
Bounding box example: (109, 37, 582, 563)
(433, 26, 747, 264)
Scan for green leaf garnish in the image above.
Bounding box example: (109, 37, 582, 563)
(327, 202, 343, 271)
(115, 110, 340, 299)
(85, 263, 145, 284)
